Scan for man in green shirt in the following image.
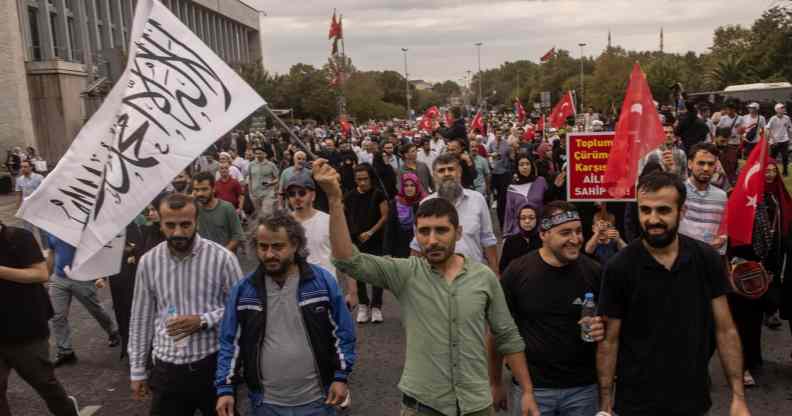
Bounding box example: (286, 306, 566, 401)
(313, 160, 540, 416)
(192, 171, 244, 252)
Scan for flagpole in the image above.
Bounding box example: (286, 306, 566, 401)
(262, 104, 318, 160)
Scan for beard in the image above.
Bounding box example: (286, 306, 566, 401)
(422, 243, 455, 265)
(437, 179, 463, 202)
(692, 171, 711, 185)
(196, 195, 211, 206)
(262, 256, 293, 277)
(547, 241, 581, 264)
(172, 181, 188, 192)
(640, 220, 679, 248)
(167, 234, 195, 253)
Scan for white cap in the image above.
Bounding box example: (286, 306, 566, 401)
(776, 103, 786, 112)
(748, 102, 760, 109)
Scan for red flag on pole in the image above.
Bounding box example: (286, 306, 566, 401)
(339, 114, 351, 137)
(540, 47, 556, 63)
(603, 63, 665, 198)
(329, 10, 341, 39)
(722, 134, 770, 246)
(548, 91, 575, 129)
(514, 99, 526, 124)
(471, 111, 484, 133)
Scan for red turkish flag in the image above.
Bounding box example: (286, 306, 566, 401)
(471, 111, 484, 133)
(514, 99, 526, 124)
(418, 106, 440, 131)
(722, 134, 770, 246)
(329, 11, 341, 39)
(425, 106, 439, 119)
(603, 63, 665, 198)
(548, 91, 575, 129)
(540, 47, 556, 63)
(339, 114, 351, 137)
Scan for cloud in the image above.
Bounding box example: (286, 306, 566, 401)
(247, 0, 766, 83)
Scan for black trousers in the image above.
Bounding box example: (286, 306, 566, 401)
(491, 173, 511, 226)
(149, 353, 218, 416)
(0, 337, 77, 416)
(771, 142, 789, 175)
(728, 294, 764, 371)
(357, 281, 384, 308)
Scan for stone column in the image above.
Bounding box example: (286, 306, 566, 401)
(0, 0, 37, 150)
(113, 0, 126, 48)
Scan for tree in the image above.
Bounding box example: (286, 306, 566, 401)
(710, 25, 752, 58)
(708, 54, 756, 90)
(586, 47, 632, 112)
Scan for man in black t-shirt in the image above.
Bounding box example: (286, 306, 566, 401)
(597, 172, 750, 416)
(0, 222, 79, 415)
(344, 163, 389, 324)
(490, 201, 605, 416)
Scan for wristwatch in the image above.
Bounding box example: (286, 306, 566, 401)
(200, 317, 208, 331)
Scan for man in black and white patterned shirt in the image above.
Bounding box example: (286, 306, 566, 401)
(128, 193, 243, 415)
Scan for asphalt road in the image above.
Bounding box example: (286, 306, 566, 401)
(2, 193, 792, 415)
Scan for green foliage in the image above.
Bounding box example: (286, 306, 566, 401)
(235, 4, 791, 122)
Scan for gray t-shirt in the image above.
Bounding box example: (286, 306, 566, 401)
(249, 159, 280, 198)
(260, 273, 324, 406)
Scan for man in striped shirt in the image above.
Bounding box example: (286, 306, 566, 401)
(679, 143, 728, 255)
(128, 193, 243, 415)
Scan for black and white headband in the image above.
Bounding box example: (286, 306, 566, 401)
(540, 210, 581, 231)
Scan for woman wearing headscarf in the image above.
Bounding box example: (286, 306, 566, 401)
(502, 153, 548, 239)
(534, 141, 558, 181)
(106, 200, 165, 359)
(372, 150, 398, 200)
(729, 160, 792, 386)
(383, 172, 427, 259)
(499, 201, 541, 274)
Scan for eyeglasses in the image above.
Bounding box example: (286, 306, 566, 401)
(287, 189, 308, 198)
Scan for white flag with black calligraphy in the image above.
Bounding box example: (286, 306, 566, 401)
(17, 0, 265, 280)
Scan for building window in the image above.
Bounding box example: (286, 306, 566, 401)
(50, 12, 61, 58)
(28, 7, 42, 61)
(68, 16, 81, 62)
(97, 23, 104, 50)
(97, 0, 107, 22)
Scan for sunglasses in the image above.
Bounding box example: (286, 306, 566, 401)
(287, 189, 308, 198)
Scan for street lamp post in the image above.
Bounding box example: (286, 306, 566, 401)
(578, 42, 587, 113)
(475, 42, 483, 110)
(401, 48, 410, 120)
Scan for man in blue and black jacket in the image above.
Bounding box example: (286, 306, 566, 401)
(215, 211, 356, 416)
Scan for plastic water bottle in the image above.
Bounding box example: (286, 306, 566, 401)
(580, 293, 596, 343)
(167, 306, 189, 348)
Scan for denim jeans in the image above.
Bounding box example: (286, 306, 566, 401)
(251, 399, 336, 416)
(511, 382, 598, 416)
(49, 275, 117, 354)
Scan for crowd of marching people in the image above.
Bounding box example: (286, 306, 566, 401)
(4, 96, 792, 416)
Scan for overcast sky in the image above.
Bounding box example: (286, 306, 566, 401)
(244, 0, 769, 84)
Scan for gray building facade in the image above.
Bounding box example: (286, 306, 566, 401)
(2, 0, 262, 163)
